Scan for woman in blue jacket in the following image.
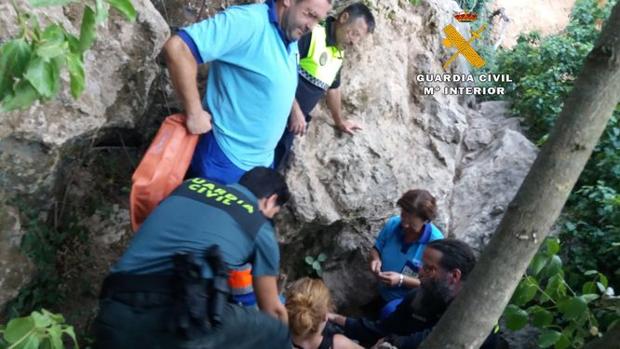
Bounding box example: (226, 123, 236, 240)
(369, 189, 444, 318)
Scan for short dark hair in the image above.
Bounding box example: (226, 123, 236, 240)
(396, 189, 437, 221)
(339, 2, 375, 33)
(427, 239, 477, 280)
(239, 167, 290, 206)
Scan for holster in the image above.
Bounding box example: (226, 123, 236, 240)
(170, 245, 230, 339)
(171, 252, 210, 339)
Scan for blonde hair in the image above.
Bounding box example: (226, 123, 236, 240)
(285, 277, 333, 339)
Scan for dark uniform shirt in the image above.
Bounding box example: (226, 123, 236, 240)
(113, 180, 280, 279)
(296, 16, 342, 117)
(343, 290, 500, 349)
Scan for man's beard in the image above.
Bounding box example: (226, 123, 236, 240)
(416, 277, 453, 315)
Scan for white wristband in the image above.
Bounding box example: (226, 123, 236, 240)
(398, 273, 404, 287)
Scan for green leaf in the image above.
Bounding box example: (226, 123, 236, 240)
(558, 296, 587, 320)
(312, 261, 321, 271)
(317, 253, 327, 262)
(541, 274, 566, 303)
(582, 293, 599, 303)
(584, 270, 598, 276)
(20, 334, 41, 349)
(28, 0, 76, 7)
(0, 81, 39, 112)
(42, 309, 64, 324)
(65, 33, 81, 54)
(596, 282, 606, 293)
(582, 281, 596, 294)
(541, 255, 563, 278)
(529, 254, 548, 276)
(545, 238, 560, 255)
(504, 305, 529, 331)
(62, 326, 78, 347)
(538, 329, 561, 348)
(95, 0, 110, 24)
(598, 273, 608, 288)
(79, 6, 97, 53)
(554, 333, 571, 349)
(4, 316, 35, 343)
(47, 326, 63, 349)
(36, 25, 67, 60)
(304, 256, 314, 265)
(530, 306, 553, 328)
(23, 56, 60, 98)
(106, 0, 137, 21)
(512, 277, 538, 306)
(31, 311, 52, 328)
(0, 38, 33, 100)
(66, 53, 85, 98)
(40, 338, 53, 349)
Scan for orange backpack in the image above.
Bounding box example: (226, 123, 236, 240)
(130, 114, 199, 232)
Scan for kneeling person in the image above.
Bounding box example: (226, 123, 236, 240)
(330, 239, 500, 349)
(93, 167, 291, 349)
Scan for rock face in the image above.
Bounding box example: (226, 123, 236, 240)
(0, 204, 34, 306)
(0, 0, 169, 309)
(276, 0, 538, 310)
(489, 0, 576, 48)
(0, 0, 538, 323)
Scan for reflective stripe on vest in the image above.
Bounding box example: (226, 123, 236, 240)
(299, 25, 343, 91)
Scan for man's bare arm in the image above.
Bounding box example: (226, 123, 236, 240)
(254, 275, 288, 324)
(162, 35, 212, 134)
(326, 88, 362, 135)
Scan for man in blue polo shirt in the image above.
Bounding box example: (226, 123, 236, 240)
(162, 0, 332, 185)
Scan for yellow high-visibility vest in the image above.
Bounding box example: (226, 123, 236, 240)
(299, 25, 343, 90)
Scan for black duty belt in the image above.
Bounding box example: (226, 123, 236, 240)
(100, 273, 206, 298)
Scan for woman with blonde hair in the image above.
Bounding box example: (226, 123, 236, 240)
(286, 278, 362, 349)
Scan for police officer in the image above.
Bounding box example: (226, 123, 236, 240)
(93, 167, 291, 349)
(275, 2, 376, 168)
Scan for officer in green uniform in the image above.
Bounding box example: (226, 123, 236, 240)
(274, 2, 376, 168)
(93, 167, 291, 349)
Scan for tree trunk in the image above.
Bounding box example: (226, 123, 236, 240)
(418, 3, 620, 348)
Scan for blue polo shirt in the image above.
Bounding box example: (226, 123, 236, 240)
(374, 215, 444, 301)
(112, 183, 279, 279)
(179, 2, 299, 171)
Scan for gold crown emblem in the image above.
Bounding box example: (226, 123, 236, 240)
(454, 11, 478, 22)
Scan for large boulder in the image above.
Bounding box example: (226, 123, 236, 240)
(0, 0, 169, 309)
(0, 203, 34, 307)
(276, 0, 538, 310)
(0, 0, 168, 205)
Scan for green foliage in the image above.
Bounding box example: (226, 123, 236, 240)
(492, 0, 615, 142)
(0, 309, 77, 349)
(0, 0, 136, 112)
(504, 238, 619, 348)
(304, 253, 327, 278)
(4, 198, 92, 319)
(491, 0, 620, 296)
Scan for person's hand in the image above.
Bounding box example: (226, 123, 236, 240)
(327, 312, 346, 327)
(288, 108, 307, 136)
(336, 120, 363, 135)
(378, 272, 401, 287)
(371, 338, 398, 349)
(186, 109, 212, 134)
(370, 259, 382, 274)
